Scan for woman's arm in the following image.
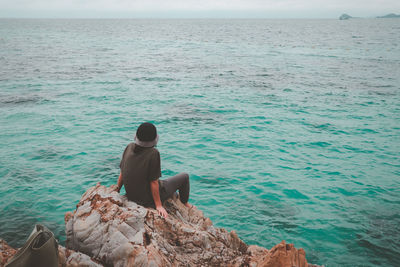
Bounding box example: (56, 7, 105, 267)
(117, 172, 123, 193)
(150, 179, 168, 218)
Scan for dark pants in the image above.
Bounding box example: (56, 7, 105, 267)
(160, 172, 190, 204)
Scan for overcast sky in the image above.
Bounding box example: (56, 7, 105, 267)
(0, 0, 399, 18)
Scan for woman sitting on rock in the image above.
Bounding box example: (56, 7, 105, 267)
(117, 122, 193, 218)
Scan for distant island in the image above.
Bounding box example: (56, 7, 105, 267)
(339, 13, 400, 20)
(339, 14, 352, 20)
(377, 13, 400, 18)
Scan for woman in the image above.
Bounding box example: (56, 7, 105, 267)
(117, 122, 193, 218)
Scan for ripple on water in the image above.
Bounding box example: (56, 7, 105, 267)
(30, 147, 61, 161)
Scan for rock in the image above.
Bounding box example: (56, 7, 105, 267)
(65, 183, 321, 267)
(65, 183, 249, 266)
(339, 14, 352, 20)
(248, 240, 319, 267)
(58, 246, 104, 267)
(0, 239, 16, 267)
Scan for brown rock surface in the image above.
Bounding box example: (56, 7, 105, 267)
(0, 239, 16, 267)
(64, 183, 321, 267)
(248, 241, 321, 267)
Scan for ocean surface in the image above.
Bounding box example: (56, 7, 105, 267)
(0, 18, 399, 266)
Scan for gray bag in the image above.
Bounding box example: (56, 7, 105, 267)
(5, 224, 58, 267)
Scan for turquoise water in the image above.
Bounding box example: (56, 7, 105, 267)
(1, 19, 400, 266)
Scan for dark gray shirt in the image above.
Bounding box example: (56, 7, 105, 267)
(119, 143, 161, 207)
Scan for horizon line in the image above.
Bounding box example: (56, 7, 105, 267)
(0, 16, 387, 20)
(0, 17, 342, 19)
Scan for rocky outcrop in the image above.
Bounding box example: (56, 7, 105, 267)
(64, 183, 320, 267)
(1, 183, 321, 267)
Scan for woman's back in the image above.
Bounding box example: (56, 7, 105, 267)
(119, 143, 161, 207)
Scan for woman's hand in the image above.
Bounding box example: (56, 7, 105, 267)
(150, 179, 167, 218)
(156, 205, 168, 218)
(116, 173, 123, 193)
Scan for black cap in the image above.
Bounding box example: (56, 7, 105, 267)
(136, 122, 157, 142)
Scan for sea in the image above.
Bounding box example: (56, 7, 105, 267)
(0, 18, 399, 266)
